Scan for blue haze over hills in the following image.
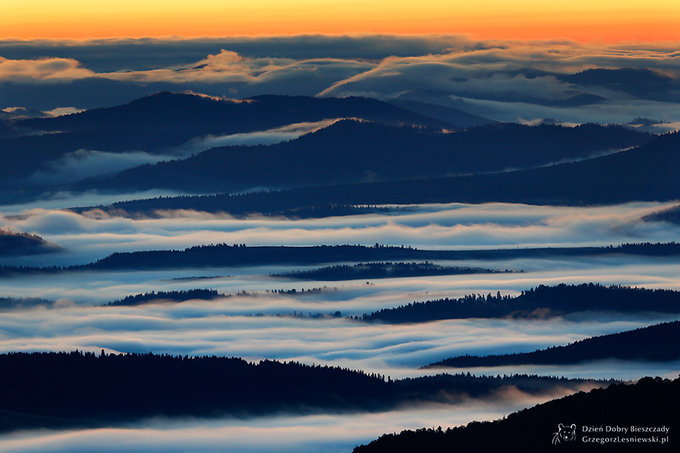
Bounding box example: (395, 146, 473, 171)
(1, 34, 680, 453)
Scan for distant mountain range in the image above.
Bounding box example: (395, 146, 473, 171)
(388, 99, 495, 127)
(68, 128, 678, 212)
(80, 119, 649, 193)
(425, 320, 680, 368)
(559, 68, 680, 102)
(19, 92, 450, 133)
(2, 91, 678, 209)
(0, 92, 451, 183)
(174, 130, 680, 207)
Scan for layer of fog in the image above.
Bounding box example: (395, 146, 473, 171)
(177, 118, 343, 152)
(429, 359, 680, 381)
(0, 285, 677, 377)
(4, 255, 680, 302)
(0, 201, 678, 383)
(1, 201, 679, 266)
(0, 390, 582, 453)
(27, 150, 175, 185)
(0, 190, 185, 215)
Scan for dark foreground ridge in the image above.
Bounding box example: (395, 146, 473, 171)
(360, 283, 680, 322)
(0, 352, 599, 433)
(354, 376, 680, 452)
(2, 243, 680, 275)
(425, 320, 680, 368)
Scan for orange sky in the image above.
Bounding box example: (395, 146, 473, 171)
(2, 0, 679, 42)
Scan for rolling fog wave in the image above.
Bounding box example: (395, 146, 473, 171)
(0, 392, 584, 453)
(1, 201, 679, 266)
(0, 294, 676, 377)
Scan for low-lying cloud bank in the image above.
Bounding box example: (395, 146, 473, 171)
(1, 37, 679, 126)
(0, 291, 676, 376)
(0, 393, 578, 453)
(1, 201, 679, 266)
(27, 150, 174, 185)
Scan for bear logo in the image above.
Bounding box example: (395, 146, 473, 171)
(552, 423, 577, 444)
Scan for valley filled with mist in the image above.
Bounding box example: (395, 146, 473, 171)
(2, 36, 680, 451)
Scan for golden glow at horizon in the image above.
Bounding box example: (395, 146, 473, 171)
(2, 0, 679, 41)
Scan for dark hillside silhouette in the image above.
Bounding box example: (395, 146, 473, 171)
(3, 243, 680, 275)
(74, 202, 390, 219)
(0, 352, 598, 433)
(644, 204, 680, 225)
(360, 283, 680, 322)
(426, 321, 680, 368)
(107, 289, 221, 306)
(82, 120, 650, 192)
(275, 261, 511, 281)
(0, 93, 448, 182)
(0, 230, 60, 256)
(354, 376, 679, 452)
(389, 99, 495, 127)
(19, 92, 447, 133)
(77, 131, 680, 210)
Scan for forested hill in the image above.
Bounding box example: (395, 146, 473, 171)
(274, 262, 511, 281)
(0, 230, 61, 256)
(0, 93, 447, 182)
(106, 289, 221, 306)
(425, 320, 680, 368)
(82, 120, 650, 192)
(354, 376, 679, 452)
(19, 92, 447, 133)
(644, 204, 680, 225)
(288, 130, 680, 205)
(360, 283, 680, 322)
(74, 130, 680, 213)
(0, 351, 598, 433)
(4, 243, 680, 274)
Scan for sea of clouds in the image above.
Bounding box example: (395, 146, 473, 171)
(1, 201, 679, 266)
(1, 36, 679, 127)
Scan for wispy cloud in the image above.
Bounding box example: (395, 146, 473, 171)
(27, 150, 174, 185)
(0, 56, 94, 82)
(0, 293, 674, 376)
(179, 118, 344, 151)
